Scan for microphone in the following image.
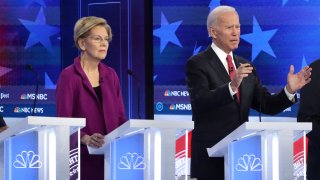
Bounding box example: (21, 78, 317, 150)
(127, 69, 141, 119)
(259, 90, 262, 123)
(26, 65, 39, 116)
(252, 65, 262, 122)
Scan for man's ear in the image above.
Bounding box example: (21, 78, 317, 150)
(210, 27, 217, 39)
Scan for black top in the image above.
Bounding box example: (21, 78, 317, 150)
(93, 85, 102, 103)
(0, 116, 6, 128)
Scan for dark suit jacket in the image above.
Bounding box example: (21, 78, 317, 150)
(298, 59, 320, 140)
(298, 59, 320, 179)
(185, 46, 295, 179)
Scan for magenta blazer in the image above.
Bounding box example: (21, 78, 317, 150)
(56, 56, 127, 144)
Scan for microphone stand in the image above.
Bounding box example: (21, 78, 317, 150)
(254, 66, 263, 123)
(27, 65, 39, 116)
(128, 70, 141, 119)
(32, 75, 39, 116)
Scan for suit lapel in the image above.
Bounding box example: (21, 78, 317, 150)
(204, 46, 230, 82)
(74, 57, 98, 97)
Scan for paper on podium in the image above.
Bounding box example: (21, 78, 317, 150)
(87, 135, 110, 154)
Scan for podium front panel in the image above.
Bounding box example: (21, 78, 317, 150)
(110, 133, 144, 179)
(100, 126, 192, 180)
(1, 119, 83, 180)
(229, 135, 262, 180)
(226, 130, 308, 180)
(5, 131, 39, 179)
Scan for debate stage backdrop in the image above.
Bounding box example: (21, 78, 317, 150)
(0, 0, 319, 179)
(153, 0, 320, 119)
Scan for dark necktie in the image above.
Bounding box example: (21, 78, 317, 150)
(226, 54, 240, 102)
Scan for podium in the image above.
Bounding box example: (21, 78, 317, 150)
(0, 116, 85, 180)
(207, 122, 312, 180)
(88, 119, 194, 180)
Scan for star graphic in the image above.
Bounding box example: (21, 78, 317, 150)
(208, 0, 220, 12)
(153, 75, 158, 81)
(153, 12, 183, 53)
(0, 66, 12, 77)
(241, 16, 278, 61)
(45, 72, 56, 89)
(301, 56, 308, 70)
(19, 7, 60, 51)
(193, 42, 202, 56)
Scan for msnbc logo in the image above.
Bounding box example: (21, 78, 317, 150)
(169, 104, 191, 110)
(20, 94, 48, 100)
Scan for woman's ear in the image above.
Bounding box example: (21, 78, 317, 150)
(78, 38, 86, 51)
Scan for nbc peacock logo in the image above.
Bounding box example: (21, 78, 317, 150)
(14, 107, 23, 113)
(13, 151, 42, 169)
(20, 94, 28, 100)
(118, 153, 145, 170)
(169, 104, 176, 110)
(164, 90, 171, 96)
(236, 154, 262, 172)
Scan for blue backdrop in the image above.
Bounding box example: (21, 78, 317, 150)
(0, 0, 60, 117)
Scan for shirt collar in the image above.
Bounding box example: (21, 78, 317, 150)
(210, 42, 234, 61)
(211, 42, 234, 71)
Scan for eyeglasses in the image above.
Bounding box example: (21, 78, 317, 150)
(86, 35, 110, 44)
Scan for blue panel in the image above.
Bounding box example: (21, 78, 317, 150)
(111, 134, 144, 180)
(229, 135, 262, 180)
(5, 131, 39, 180)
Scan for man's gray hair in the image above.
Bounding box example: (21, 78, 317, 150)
(207, 6, 238, 37)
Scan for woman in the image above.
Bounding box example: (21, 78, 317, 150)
(56, 16, 127, 180)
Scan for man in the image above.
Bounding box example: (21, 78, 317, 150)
(298, 59, 320, 180)
(185, 5, 312, 179)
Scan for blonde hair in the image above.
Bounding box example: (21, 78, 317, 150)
(74, 16, 113, 49)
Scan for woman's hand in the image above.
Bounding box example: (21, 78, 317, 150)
(81, 133, 105, 148)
